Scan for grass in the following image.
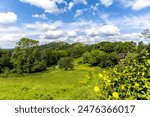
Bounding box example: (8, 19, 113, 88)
(0, 62, 105, 100)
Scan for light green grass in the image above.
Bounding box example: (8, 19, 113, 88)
(0, 62, 107, 100)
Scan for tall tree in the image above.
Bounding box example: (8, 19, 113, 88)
(11, 38, 46, 74)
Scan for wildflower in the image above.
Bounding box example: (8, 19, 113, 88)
(112, 92, 119, 99)
(98, 73, 103, 78)
(103, 76, 107, 81)
(106, 79, 111, 85)
(121, 85, 125, 90)
(94, 86, 100, 93)
(107, 79, 111, 83)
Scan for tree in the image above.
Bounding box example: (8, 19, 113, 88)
(58, 57, 74, 70)
(141, 28, 150, 38)
(99, 52, 119, 68)
(43, 50, 67, 67)
(11, 38, 46, 74)
(68, 42, 86, 58)
(88, 50, 105, 66)
(16, 37, 39, 49)
(137, 41, 147, 53)
(82, 51, 91, 63)
(0, 50, 13, 73)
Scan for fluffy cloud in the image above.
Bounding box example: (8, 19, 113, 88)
(68, 2, 74, 10)
(67, 0, 87, 10)
(0, 12, 17, 24)
(73, 0, 87, 5)
(20, 0, 65, 14)
(132, 0, 150, 10)
(119, 0, 150, 11)
(24, 21, 63, 31)
(74, 9, 83, 17)
(85, 25, 120, 36)
(0, 18, 149, 48)
(67, 31, 77, 38)
(40, 30, 64, 39)
(23, 20, 120, 44)
(107, 14, 150, 33)
(100, 0, 113, 7)
(32, 13, 47, 19)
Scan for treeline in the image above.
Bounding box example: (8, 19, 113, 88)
(0, 38, 150, 75)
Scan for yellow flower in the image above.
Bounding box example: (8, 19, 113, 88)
(94, 86, 100, 93)
(112, 92, 119, 99)
(121, 85, 125, 90)
(107, 79, 111, 83)
(103, 76, 107, 81)
(98, 73, 103, 78)
(106, 79, 111, 86)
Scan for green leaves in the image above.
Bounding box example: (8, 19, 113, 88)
(84, 50, 150, 100)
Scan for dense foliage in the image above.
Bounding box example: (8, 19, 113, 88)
(58, 57, 74, 70)
(11, 38, 46, 74)
(0, 36, 150, 100)
(85, 49, 150, 99)
(0, 37, 149, 75)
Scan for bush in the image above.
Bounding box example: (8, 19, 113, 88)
(84, 50, 150, 99)
(85, 50, 119, 68)
(82, 51, 91, 63)
(58, 57, 74, 70)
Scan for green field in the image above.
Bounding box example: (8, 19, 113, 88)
(0, 63, 103, 100)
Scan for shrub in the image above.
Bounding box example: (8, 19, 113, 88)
(58, 57, 74, 70)
(84, 50, 150, 99)
(82, 52, 91, 63)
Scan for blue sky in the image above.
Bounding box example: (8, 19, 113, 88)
(0, 0, 150, 48)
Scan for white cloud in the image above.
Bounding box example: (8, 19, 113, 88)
(100, 0, 113, 7)
(24, 21, 63, 31)
(20, 0, 65, 14)
(73, 0, 87, 5)
(85, 25, 120, 36)
(107, 14, 150, 33)
(0, 12, 17, 24)
(67, 31, 77, 38)
(1, 17, 149, 48)
(74, 9, 83, 17)
(68, 2, 74, 10)
(40, 30, 64, 39)
(132, 0, 150, 10)
(67, 0, 87, 10)
(118, 0, 150, 11)
(0, 34, 22, 42)
(99, 25, 120, 35)
(91, 3, 100, 11)
(32, 13, 48, 19)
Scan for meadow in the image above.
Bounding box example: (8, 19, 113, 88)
(0, 39, 149, 100)
(0, 62, 103, 100)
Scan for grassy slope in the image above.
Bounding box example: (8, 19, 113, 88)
(0, 58, 104, 100)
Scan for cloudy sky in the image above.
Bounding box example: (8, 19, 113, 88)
(0, 0, 150, 48)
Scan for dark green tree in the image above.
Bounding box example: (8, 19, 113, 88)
(11, 38, 46, 74)
(58, 57, 74, 70)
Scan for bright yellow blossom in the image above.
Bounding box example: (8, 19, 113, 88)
(94, 86, 100, 93)
(112, 92, 119, 99)
(98, 73, 103, 78)
(121, 85, 125, 90)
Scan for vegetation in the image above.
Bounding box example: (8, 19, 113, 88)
(84, 49, 150, 99)
(58, 57, 74, 70)
(0, 35, 150, 100)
